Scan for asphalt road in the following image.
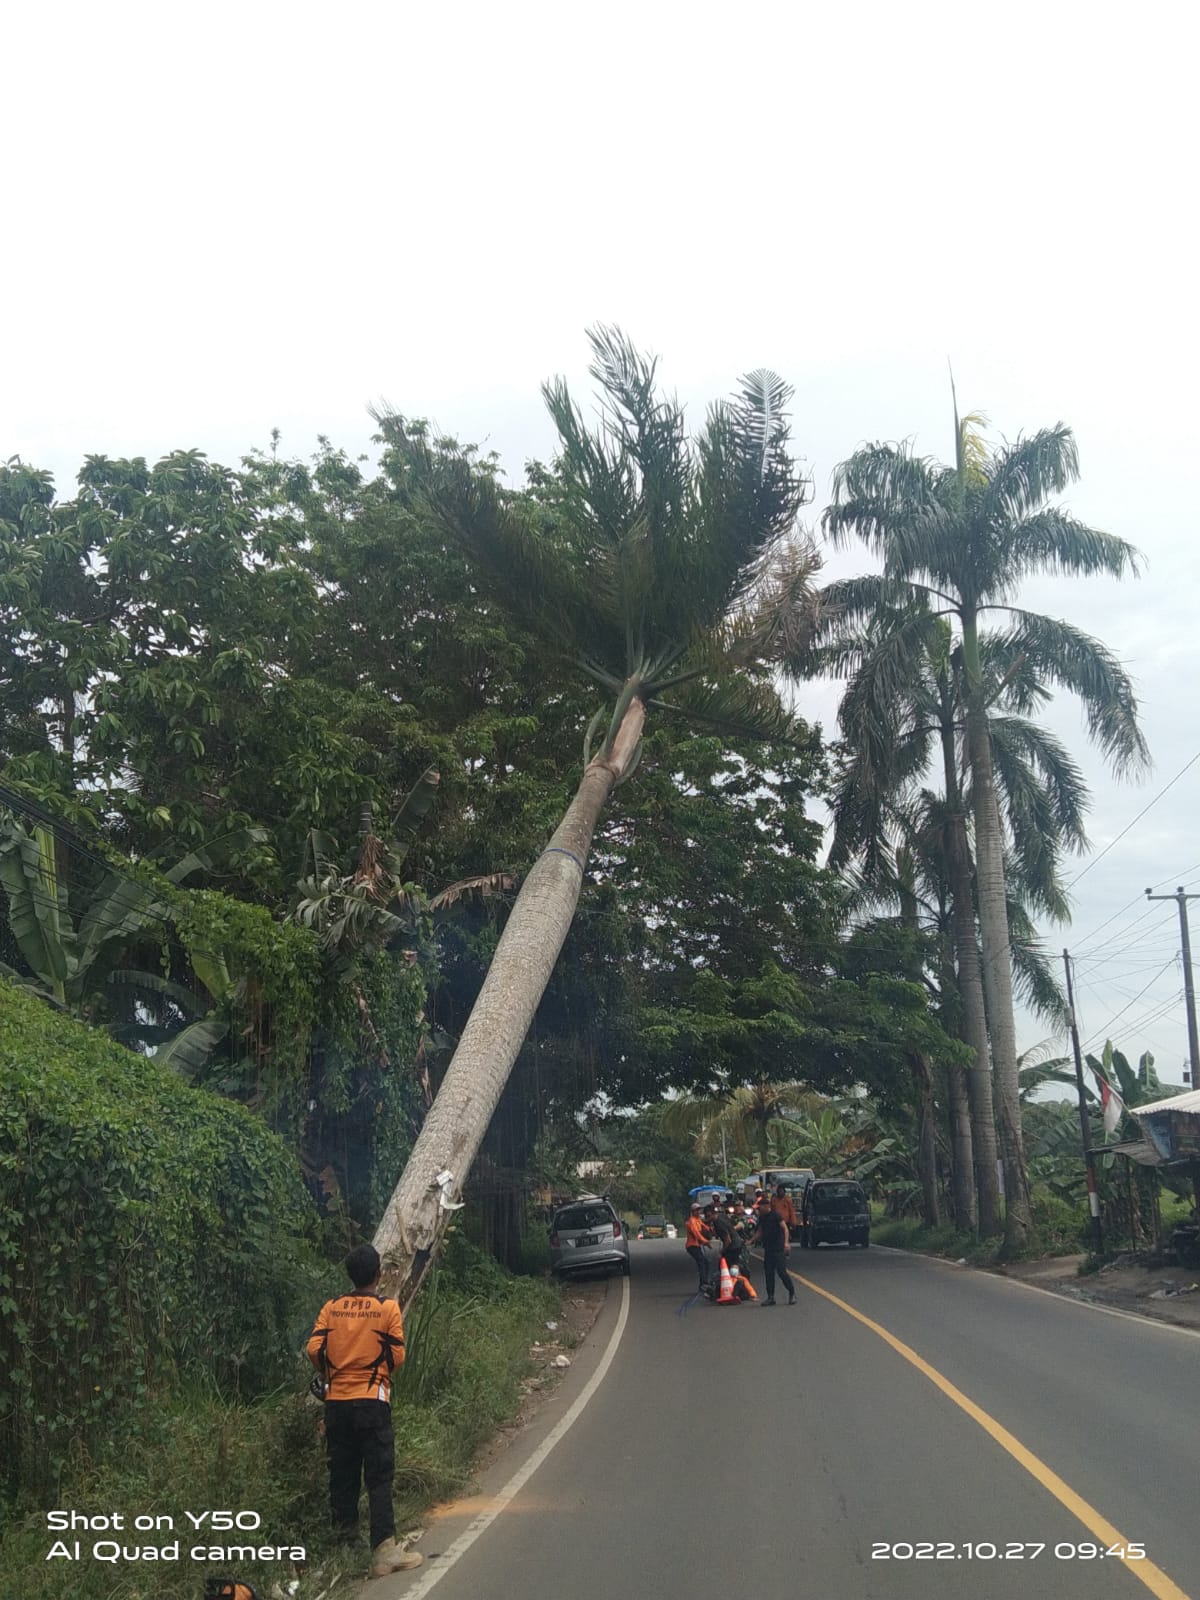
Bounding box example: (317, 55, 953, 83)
(391, 1241, 1198, 1600)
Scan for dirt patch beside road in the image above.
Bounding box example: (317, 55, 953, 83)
(994, 1252, 1200, 1330)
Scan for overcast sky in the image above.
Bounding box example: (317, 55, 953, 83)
(5, 0, 1198, 1073)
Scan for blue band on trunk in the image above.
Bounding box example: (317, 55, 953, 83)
(542, 846, 585, 873)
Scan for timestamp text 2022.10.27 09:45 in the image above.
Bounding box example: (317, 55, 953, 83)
(871, 1542, 1146, 1560)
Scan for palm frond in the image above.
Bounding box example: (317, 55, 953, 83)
(727, 536, 823, 665)
(977, 629, 1051, 715)
(427, 872, 516, 913)
(687, 374, 807, 621)
(982, 425, 1078, 523)
(1007, 901, 1068, 1024)
(824, 443, 952, 587)
(1001, 506, 1141, 585)
(994, 611, 1150, 776)
(956, 410, 991, 487)
(740, 368, 792, 486)
(986, 716, 1089, 853)
(801, 575, 928, 658)
(395, 422, 610, 669)
(1018, 1054, 1075, 1101)
(649, 672, 801, 746)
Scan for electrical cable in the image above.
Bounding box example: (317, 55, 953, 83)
(1072, 904, 1175, 965)
(1079, 958, 1180, 1052)
(1064, 747, 1200, 891)
(1081, 991, 1186, 1056)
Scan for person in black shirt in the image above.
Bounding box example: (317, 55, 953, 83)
(750, 1200, 796, 1305)
(712, 1204, 749, 1280)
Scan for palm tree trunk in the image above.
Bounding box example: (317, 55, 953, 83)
(895, 877, 942, 1230)
(936, 929, 976, 1231)
(944, 1055, 976, 1230)
(938, 686, 1000, 1234)
(914, 1053, 940, 1227)
(944, 817, 1001, 1232)
(373, 697, 645, 1305)
(961, 615, 1032, 1252)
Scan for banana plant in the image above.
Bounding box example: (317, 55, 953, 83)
(0, 811, 265, 1078)
(291, 767, 512, 963)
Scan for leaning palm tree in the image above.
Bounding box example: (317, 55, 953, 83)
(811, 402, 1148, 1250)
(370, 329, 820, 1303)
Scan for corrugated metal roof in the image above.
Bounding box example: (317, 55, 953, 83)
(1135, 1089, 1200, 1117)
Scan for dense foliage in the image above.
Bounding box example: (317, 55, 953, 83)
(0, 981, 319, 1496)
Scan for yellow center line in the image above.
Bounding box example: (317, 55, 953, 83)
(793, 1272, 1192, 1600)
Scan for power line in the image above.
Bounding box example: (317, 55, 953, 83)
(1076, 862, 1200, 958)
(1064, 747, 1200, 892)
(1072, 905, 1177, 966)
(1079, 958, 1180, 1052)
(1087, 990, 1187, 1053)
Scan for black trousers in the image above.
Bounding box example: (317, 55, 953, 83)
(686, 1244, 710, 1287)
(324, 1398, 395, 1548)
(764, 1248, 795, 1301)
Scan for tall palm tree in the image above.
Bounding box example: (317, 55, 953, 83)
(814, 403, 1147, 1250)
(815, 604, 1084, 1233)
(370, 329, 821, 1303)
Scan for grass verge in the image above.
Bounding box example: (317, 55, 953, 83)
(871, 1217, 1004, 1266)
(871, 1188, 1090, 1266)
(0, 1235, 559, 1600)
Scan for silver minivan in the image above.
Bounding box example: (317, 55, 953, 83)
(549, 1198, 631, 1278)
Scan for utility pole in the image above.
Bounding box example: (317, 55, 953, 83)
(1063, 950, 1104, 1255)
(1145, 886, 1200, 1089)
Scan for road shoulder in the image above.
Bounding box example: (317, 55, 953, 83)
(365, 1271, 626, 1598)
(991, 1251, 1200, 1331)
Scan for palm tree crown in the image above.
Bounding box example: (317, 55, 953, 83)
(818, 407, 1148, 775)
(377, 326, 821, 761)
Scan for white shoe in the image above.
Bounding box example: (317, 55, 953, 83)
(370, 1537, 424, 1577)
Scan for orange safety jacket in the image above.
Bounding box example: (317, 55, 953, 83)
(771, 1195, 797, 1228)
(715, 1257, 758, 1303)
(685, 1216, 711, 1249)
(307, 1292, 405, 1402)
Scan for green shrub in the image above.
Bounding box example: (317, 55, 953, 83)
(1028, 1185, 1089, 1255)
(0, 980, 320, 1498)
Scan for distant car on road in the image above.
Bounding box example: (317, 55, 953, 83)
(550, 1198, 631, 1278)
(665, 1222, 677, 1239)
(636, 1214, 668, 1239)
(800, 1178, 870, 1249)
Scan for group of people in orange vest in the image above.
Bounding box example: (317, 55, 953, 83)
(683, 1185, 798, 1306)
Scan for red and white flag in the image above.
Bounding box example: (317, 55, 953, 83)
(1092, 1069, 1126, 1137)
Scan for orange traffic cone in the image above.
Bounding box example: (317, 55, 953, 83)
(716, 1257, 735, 1303)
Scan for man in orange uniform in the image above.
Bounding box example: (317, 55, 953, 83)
(307, 1245, 423, 1579)
(684, 1202, 713, 1290)
(770, 1182, 798, 1240)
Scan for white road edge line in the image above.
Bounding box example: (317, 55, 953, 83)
(399, 1273, 631, 1599)
(873, 1245, 1200, 1340)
